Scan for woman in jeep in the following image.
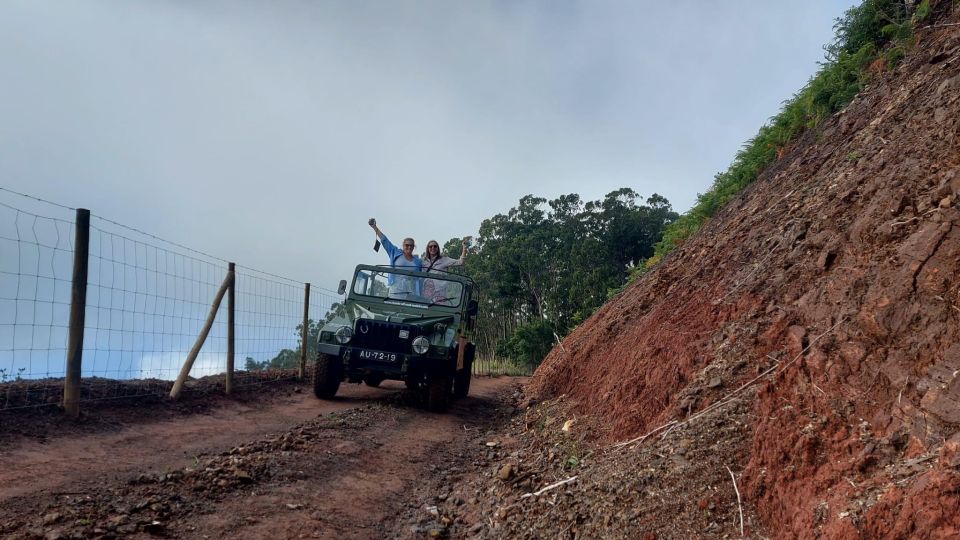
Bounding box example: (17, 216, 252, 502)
(422, 238, 469, 273)
(421, 238, 469, 304)
(368, 218, 421, 297)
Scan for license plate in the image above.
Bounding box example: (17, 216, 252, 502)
(358, 350, 397, 362)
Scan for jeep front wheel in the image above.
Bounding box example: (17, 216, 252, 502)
(453, 344, 475, 399)
(313, 353, 341, 399)
(426, 374, 452, 412)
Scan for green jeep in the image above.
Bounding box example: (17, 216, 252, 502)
(313, 264, 478, 412)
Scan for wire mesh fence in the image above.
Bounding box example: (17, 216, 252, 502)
(1, 187, 528, 414)
(472, 356, 535, 377)
(0, 189, 340, 410)
(0, 197, 75, 408)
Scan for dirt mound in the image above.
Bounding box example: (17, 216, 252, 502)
(0, 370, 301, 445)
(530, 13, 960, 539)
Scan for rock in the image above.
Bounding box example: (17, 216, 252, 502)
(426, 505, 440, 519)
(707, 377, 722, 389)
(939, 196, 953, 208)
(939, 433, 960, 469)
(142, 520, 165, 533)
(41, 512, 62, 525)
(786, 325, 807, 355)
(677, 395, 698, 415)
(499, 464, 514, 481)
(44, 529, 65, 540)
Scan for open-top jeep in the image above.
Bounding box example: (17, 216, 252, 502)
(313, 264, 477, 412)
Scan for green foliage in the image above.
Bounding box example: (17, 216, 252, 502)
(648, 0, 917, 269)
(245, 349, 298, 371)
(495, 319, 556, 367)
(461, 189, 677, 366)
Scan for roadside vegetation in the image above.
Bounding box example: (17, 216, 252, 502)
(453, 189, 677, 368)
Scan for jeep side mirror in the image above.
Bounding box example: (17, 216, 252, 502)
(337, 279, 347, 295)
(467, 300, 478, 317)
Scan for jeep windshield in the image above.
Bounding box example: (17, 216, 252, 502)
(353, 268, 465, 307)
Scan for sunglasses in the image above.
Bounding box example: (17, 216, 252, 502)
(428, 244, 439, 249)
(403, 244, 414, 248)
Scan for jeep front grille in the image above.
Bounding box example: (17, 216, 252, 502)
(351, 319, 421, 354)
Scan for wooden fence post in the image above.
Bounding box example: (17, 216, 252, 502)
(170, 269, 234, 400)
(63, 208, 90, 418)
(226, 262, 235, 395)
(300, 283, 310, 379)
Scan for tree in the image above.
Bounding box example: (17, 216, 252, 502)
(459, 189, 677, 366)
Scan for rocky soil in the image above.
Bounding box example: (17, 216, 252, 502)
(0, 377, 524, 539)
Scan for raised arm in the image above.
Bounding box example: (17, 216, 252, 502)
(368, 218, 385, 241)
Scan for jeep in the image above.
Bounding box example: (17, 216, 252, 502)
(313, 264, 478, 412)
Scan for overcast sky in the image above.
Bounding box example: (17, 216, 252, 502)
(1, 1, 857, 290)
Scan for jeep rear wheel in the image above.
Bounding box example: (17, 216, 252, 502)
(313, 353, 341, 399)
(426, 374, 452, 412)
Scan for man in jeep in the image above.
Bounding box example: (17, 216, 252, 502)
(368, 218, 421, 297)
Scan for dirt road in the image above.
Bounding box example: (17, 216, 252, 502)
(0, 376, 525, 539)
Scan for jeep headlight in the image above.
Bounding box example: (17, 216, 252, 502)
(412, 336, 430, 355)
(335, 326, 353, 344)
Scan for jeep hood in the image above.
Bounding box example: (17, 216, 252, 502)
(329, 302, 456, 330)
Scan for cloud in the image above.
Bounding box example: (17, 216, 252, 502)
(0, 0, 856, 291)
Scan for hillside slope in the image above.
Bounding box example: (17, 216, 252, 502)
(530, 11, 960, 539)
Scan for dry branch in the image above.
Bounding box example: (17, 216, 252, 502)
(612, 420, 678, 449)
(726, 465, 744, 537)
(520, 476, 578, 499)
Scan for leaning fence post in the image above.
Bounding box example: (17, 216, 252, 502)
(226, 262, 235, 395)
(63, 208, 90, 418)
(300, 283, 310, 379)
(170, 269, 234, 400)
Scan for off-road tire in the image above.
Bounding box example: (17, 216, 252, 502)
(453, 343, 475, 399)
(313, 353, 341, 399)
(363, 374, 385, 387)
(426, 374, 452, 412)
